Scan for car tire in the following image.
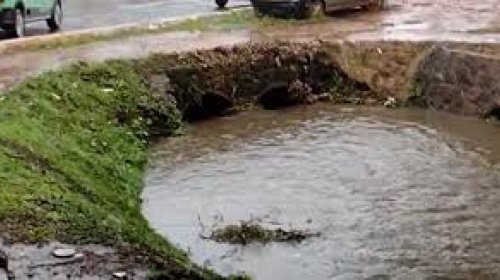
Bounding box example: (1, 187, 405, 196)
(47, 2, 63, 31)
(298, 0, 325, 19)
(215, 0, 228, 9)
(7, 8, 25, 38)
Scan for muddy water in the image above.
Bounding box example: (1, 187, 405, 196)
(142, 105, 500, 280)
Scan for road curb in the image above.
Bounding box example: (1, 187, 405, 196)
(0, 8, 250, 55)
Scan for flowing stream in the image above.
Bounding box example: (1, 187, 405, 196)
(142, 105, 500, 280)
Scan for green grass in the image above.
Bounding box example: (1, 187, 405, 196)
(0, 60, 231, 278)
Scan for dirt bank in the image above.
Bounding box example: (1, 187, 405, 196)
(329, 40, 500, 96)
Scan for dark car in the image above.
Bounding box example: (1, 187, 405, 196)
(0, 0, 63, 38)
(251, 0, 384, 18)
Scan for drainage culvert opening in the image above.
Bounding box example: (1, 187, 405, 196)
(258, 80, 318, 110)
(184, 92, 235, 120)
(258, 82, 294, 110)
(487, 106, 500, 121)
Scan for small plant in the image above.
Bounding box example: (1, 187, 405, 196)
(406, 80, 427, 108)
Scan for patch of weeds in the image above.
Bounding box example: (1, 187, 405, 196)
(406, 80, 427, 107)
(205, 221, 320, 245)
(327, 72, 373, 104)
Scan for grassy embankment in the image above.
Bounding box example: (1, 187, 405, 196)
(0, 60, 241, 279)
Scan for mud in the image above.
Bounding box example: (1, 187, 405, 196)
(0, 31, 251, 93)
(0, 242, 147, 280)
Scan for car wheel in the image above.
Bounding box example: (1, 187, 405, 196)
(215, 0, 228, 9)
(8, 8, 25, 38)
(47, 2, 63, 31)
(299, 0, 325, 19)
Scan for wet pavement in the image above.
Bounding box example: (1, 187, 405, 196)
(143, 105, 500, 280)
(261, 0, 500, 42)
(0, 0, 250, 38)
(0, 31, 251, 92)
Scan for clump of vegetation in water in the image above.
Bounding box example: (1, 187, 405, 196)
(206, 222, 320, 245)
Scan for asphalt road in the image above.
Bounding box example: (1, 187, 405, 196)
(1, 0, 250, 38)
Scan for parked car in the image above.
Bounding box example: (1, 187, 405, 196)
(0, 0, 63, 38)
(216, 0, 229, 9)
(251, 0, 384, 18)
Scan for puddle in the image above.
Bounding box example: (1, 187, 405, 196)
(142, 105, 500, 279)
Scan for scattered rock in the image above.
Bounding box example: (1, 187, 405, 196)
(383, 97, 397, 108)
(113, 271, 127, 279)
(74, 253, 85, 260)
(52, 248, 76, 259)
(412, 47, 500, 116)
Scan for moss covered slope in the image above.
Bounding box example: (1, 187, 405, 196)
(0, 61, 223, 279)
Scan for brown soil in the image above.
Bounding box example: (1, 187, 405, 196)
(137, 42, 372, 120)
(0, 242, 148, 280)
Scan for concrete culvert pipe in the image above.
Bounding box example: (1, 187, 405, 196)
(258, 82, 296, 110)
(184, 92, 234, 120)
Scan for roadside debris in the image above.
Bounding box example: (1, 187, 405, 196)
(204, 221, 320, 245)
(52, 248, 76, 259)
